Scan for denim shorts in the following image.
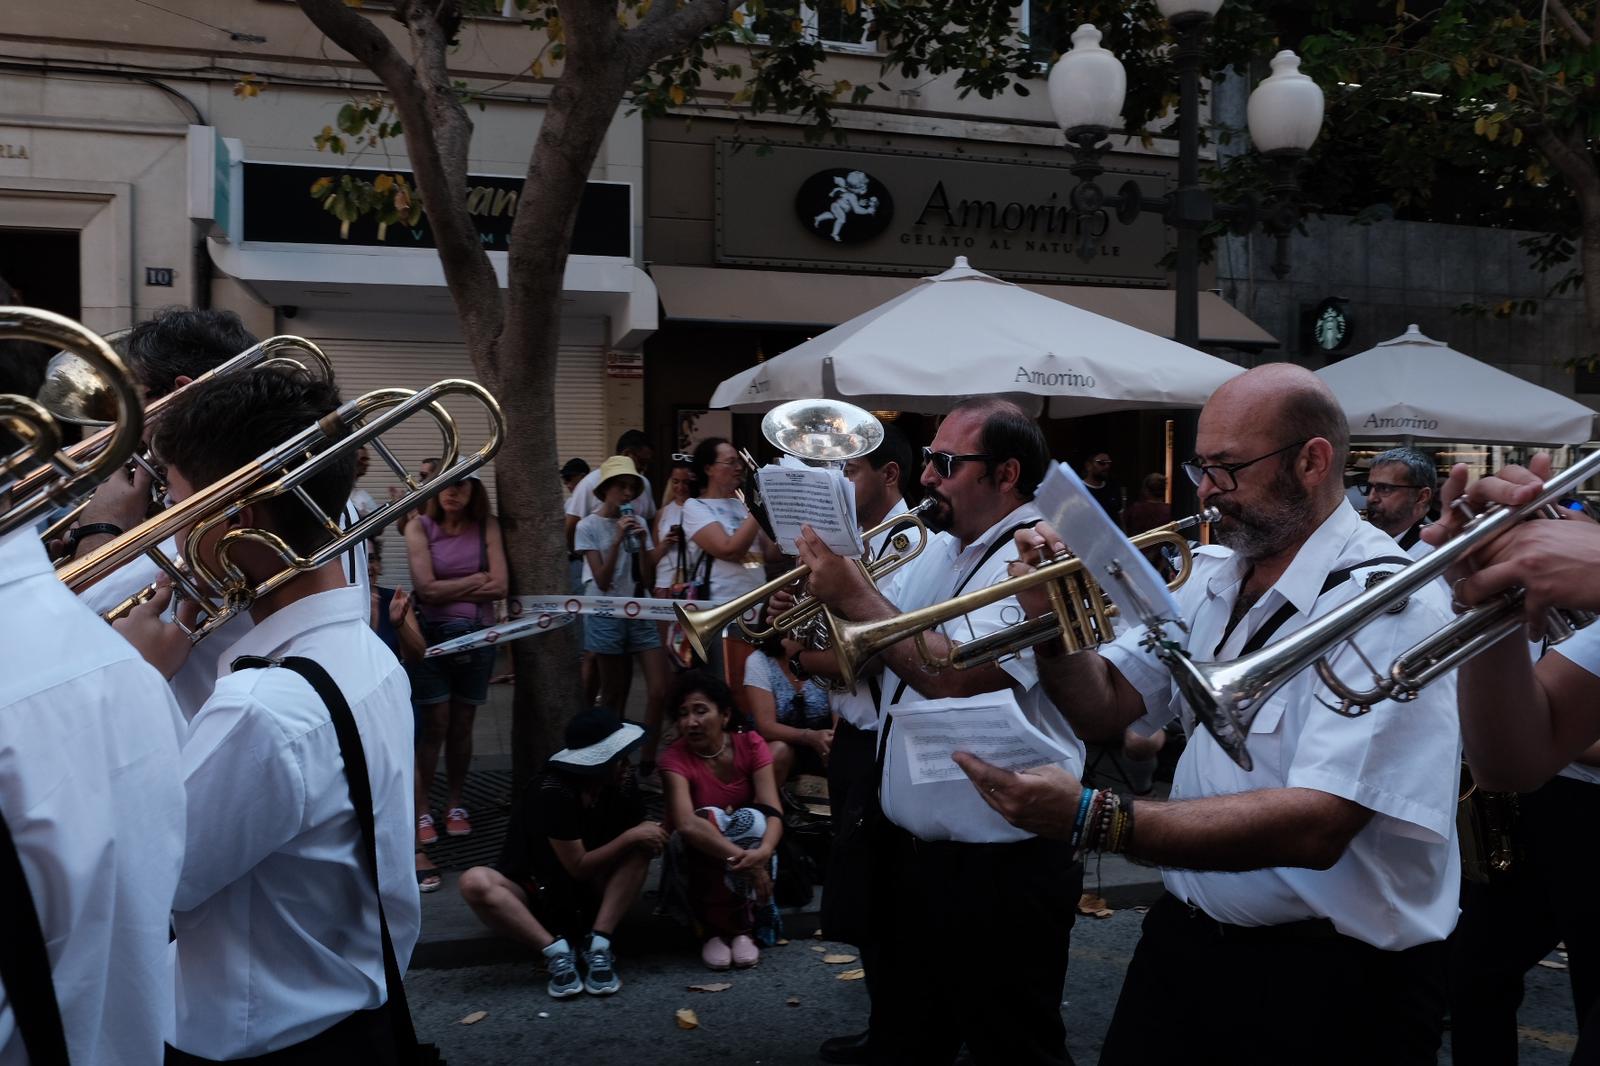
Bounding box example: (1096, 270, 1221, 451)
(410, 618, 495, 707)
(585, 613, 661, 655)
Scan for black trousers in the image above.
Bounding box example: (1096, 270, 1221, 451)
(1100, 893, 1447, 1066)
(873, 821, 1083, 1066)
(824, 720, 882, 1034)
(164, 1004, 401, 1065)
(1448, 774, 1600, 1065)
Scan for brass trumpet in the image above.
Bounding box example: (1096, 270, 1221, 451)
(674, 497, 937, 662)
(60, 378, 502, 642)
(825, 510, 1216, 690)
(1, 307, 143, 537)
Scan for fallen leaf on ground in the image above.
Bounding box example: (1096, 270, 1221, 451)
(812, 929, 823, 938)
(836, 968, 867, 981)
(822, 954, 859, 964)
(811, 945, 827, 953)
(459, 1011, 488, 1025)
(1077, 893, 1114, 919)
(676, 1008, 700, 1029)
(688, 982, 733, 993)
(777, 939, 790, 945)
(787, 996, 802, 1007)
(537, 1011, 549, 1019)
(1538, 959, 1569, 970)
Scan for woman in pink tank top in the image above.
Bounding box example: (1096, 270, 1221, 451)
(404, 475, 508, 845)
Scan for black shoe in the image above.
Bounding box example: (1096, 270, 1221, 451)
(819, 1030, 875, 1064)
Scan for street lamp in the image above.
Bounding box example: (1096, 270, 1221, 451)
(1047, 4, 1324, 348)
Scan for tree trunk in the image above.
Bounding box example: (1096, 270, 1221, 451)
(1536, 128, 1600, 363)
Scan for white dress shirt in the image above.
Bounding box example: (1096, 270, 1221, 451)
(1101, 501, 1460, 950)
(76, 506, 371, 719)
(565, 467, 657, 525)
(170, 585, 418, 1059)
(1542, 626, 1600, 786)
(877, 505, 1085, 843)
(832, 497, 911, 732)
(0, 526, 186, 1066)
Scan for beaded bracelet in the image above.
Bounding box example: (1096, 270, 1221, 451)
(1069, 787, 1098, 849)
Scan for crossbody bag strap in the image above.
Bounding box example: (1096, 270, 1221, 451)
(233, 655, 419, 1062)
(1224, 554, 1415, 659)
(0, 803, 71, 1065)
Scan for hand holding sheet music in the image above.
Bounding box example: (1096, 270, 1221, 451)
(891, 693, 1075, 786)
(757, 464, 863, 557)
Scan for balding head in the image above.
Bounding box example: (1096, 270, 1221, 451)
(1203, 364, 1349, 502)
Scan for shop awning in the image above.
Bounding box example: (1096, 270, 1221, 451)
(651, 265, 1277, 350)
(208, 239, 658, 349)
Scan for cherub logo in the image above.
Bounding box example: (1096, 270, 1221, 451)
(794, 168, 894, 244)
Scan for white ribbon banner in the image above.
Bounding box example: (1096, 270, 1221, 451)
(422, 594, 758, 657)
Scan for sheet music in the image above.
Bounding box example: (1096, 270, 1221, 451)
(891, 693, 1074, 785)
(1033, 463, 1186, 640)
(757, 464, 863, 557)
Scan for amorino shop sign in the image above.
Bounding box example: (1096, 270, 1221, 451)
(716, 141, 1169, 284)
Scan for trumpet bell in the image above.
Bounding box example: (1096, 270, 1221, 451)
(761, 399, 883, 463)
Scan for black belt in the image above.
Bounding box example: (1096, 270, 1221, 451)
(1155, 892, 1339, 943)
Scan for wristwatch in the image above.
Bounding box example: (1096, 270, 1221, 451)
(64, 522, 123, 555)
(787, 650, 810, 681)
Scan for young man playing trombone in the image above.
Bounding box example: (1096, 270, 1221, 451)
(116, 366, 419, 1062)
(957, 365, 1462, 1064)
(794, 397, 1086, 1066)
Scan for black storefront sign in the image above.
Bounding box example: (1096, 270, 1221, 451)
(240, 162, 631, 257)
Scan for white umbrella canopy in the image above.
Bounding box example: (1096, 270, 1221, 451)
(709, 258, 1244, 417)
(1316, 324, 1597, 445)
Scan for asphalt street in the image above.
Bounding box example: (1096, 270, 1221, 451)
(406, 906, 1581, 1065)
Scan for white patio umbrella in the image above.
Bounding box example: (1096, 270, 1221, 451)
(709, 258, 1244, 417)
(1316, 324, 1597, 445)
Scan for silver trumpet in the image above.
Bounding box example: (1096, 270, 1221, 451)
(1155, 448, 1600, 771)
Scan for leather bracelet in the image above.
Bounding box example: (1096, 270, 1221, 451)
(66, 522, 123, 552)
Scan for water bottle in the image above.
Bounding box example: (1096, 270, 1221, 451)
(619, 502, 644, 553)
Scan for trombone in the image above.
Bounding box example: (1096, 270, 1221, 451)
(21, 335, 334, 547)
(825, 510, 1216, 690)
(60, 378, 502, 643)
(1, 307, 143, 538)
(1155, 448, 1600, 772)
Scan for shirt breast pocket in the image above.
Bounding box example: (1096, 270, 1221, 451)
(1240, 694, 1288, 778)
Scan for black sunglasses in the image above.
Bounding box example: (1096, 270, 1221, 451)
(922, 446, 992, 478)
(1182, 439, 1308, 492)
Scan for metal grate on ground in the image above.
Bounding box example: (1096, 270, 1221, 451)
(422, 769, 513, 870)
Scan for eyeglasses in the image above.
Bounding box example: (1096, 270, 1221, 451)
(1357, 481, 1422, 499)
(1182, 439, 1308, 492)
(922, 446, 992, 478)
(671, 453, 693, 463)
(1092, 458, 1112, 467)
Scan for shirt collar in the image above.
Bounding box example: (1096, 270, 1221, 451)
(955, 502, 1041, 566)
(0, 524, 53, 586)
(216, 585, 370, 679)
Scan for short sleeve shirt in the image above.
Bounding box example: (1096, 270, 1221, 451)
(743, 650, 832, 730)
(496, 769, 645, 885)
(565, 469, 658, 525)
(573, 513, 640, 594)
(658, 730, 773, 829)
(681, 497, 767, 602)
(1544, 627, 1600, 786)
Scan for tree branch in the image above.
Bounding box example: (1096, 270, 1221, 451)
(624, 0, 740, 81)
(1545, 0, 1593, 49)
(294, 0, 503, 365)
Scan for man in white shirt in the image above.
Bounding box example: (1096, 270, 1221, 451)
(795, 398, 1086, 1066)
(116, 365, 418, 1062)
(1423, 454, 1600, 1063)
(0, 361, 187, 1066)
(958, 365, 1460, 1064)
(1361, 445, 1437, 558)
(786, 424, 915, 1065)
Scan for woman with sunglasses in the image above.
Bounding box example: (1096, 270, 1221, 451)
(680, 438, 781, 682)
(654, 454, 705, 596)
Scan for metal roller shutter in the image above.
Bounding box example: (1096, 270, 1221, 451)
(302, 336, 605, 589)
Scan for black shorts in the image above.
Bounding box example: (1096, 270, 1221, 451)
(497, 865, 600, 940)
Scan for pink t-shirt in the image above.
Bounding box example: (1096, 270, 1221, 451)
(658, 730, 773, 829)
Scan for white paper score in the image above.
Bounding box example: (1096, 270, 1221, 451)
(890, 693, 1075, 785)
(1033, 463, 1185, 640)
(757, 464, 863, 557)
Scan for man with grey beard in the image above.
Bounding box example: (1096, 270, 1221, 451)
(953, 365, 1461, 1064)
(1360, 446, 1437, 558)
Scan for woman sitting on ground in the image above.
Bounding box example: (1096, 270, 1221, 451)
(658, 670, 784, 972)
(741, 636, 834, 786)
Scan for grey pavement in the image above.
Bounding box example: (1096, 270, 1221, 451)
(405, 907, 1581, 1064)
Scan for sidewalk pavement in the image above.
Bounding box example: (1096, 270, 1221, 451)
(414, 665, 1168, 970)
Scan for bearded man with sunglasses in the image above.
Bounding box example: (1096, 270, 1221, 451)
(794, 396, 1086, 1066)
(955, 365, 1461, 1065)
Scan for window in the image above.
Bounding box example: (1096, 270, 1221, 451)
(739, 0, 877, 54)
(1020, 0, 1073, 67)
